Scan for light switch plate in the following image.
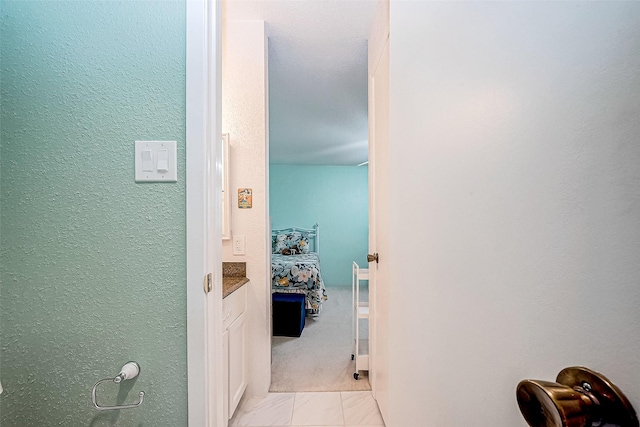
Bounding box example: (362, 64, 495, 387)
(135, 141, 177, 182)
(233, 235, 246, 255)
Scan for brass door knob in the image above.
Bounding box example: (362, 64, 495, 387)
(517, 367, 638, 427)
(367, 253, 379, 263)
(517, 379, 593, 427)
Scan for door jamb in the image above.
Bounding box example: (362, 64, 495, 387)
(186, 0, 223, 425)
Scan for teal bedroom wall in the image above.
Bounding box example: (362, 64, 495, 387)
(270, 164, 368, 287)
(0, 2, 187, 425)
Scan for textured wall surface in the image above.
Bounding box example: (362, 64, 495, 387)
(221, 20, 271, 397)
(387, 2, 640, 426)
(0, 2, 187, 425)
(270, 164, 369, 287)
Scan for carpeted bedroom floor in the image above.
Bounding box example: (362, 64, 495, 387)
(270, 286, 371, 392)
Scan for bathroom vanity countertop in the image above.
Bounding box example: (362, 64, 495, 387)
(223, 276, 249, 298)
(223, 262, 248, 298)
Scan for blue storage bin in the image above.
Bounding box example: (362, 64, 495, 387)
(272, 293, 306, 337)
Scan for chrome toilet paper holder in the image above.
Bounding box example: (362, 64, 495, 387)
(91, 361, 145, 411)
(517, 366, 638, 427)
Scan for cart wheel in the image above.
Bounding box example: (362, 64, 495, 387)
(353, 373, 359, 380)
(351, 354, 355, 360)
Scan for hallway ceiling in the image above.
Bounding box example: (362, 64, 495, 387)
(224, 0, 376, 166)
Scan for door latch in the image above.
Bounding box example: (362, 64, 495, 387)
(204, 273, 212, 294)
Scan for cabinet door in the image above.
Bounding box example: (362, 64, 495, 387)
(223, 329, 229, 425)
(228, 311, 247, 417)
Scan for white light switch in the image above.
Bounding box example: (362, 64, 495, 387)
(141, 150, 154, 172)
(157, 149, 169, 173)
(135, 141, 177, 182)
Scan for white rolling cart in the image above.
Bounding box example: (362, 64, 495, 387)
(351, 261, 369, 380)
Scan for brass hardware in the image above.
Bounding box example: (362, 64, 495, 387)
(517, 366, 638, 427)
(204, 273, 212, 294)
(367, 253, 379, 263)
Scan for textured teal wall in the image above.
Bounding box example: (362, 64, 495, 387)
(0, 2, 187, 425)
(270, 165, 368, 287)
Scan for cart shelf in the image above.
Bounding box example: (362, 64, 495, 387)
(351, 261, 369, 380)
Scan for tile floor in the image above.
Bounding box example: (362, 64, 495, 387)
(229, 391, 385, 427)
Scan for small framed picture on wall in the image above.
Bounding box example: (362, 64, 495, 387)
(238, 188, 252, 209)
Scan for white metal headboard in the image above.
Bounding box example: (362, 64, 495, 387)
(271, 223, 319, 254)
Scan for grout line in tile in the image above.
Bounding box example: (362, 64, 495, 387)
(340, 391, 347, 426)
(289, 392, 297, 426)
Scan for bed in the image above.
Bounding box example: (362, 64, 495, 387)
(271, 223, 327, 315)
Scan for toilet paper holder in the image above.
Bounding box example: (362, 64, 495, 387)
(517, 366, 638, 427)
(91, 362, 145, 411)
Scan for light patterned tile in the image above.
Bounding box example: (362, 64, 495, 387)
(341, 392, 385, 425)
(230, 393, 295, 426)
(291, 392, 345, 426)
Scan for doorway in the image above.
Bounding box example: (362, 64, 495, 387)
(257, 1, 374, 393)
(268, 165, 370, 392)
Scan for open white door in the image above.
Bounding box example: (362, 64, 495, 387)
(186, 0, 224, 425)
(369, 36, 390, 422)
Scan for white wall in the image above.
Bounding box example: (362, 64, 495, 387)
(368, 0, 388, 76)
(222, 19, 271, 397)
(388, 2, 640, 425)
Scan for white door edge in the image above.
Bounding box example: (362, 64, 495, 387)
(368, 33, 390, 401)
(186, 0, 224, 426)
(368, 77, 377, 397)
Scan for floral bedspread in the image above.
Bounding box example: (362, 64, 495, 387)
(271, 252, 327, 315)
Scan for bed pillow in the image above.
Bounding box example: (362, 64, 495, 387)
(273, 233, 288, 253)
(287, 231, 311, 254)
(273, 231, 311, 254)
(296, 234, 310, 254)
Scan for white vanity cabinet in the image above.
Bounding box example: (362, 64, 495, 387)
(222, 283, 248, 424)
